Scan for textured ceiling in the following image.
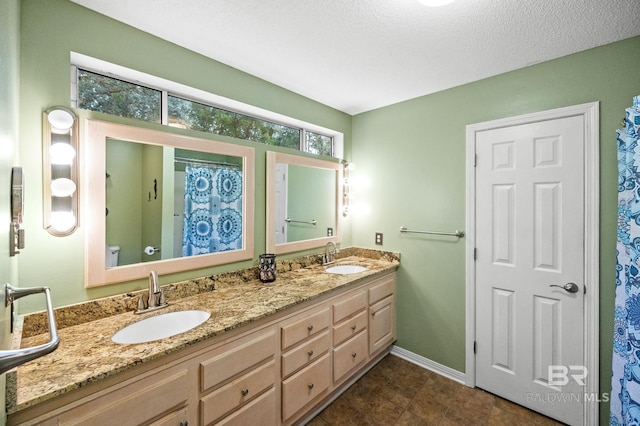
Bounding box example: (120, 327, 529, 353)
(71, 0, 640, 115)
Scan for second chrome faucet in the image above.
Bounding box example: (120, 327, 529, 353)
(135, 270, 168, 314)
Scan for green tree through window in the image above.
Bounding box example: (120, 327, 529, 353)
(77, 68, 332, 156)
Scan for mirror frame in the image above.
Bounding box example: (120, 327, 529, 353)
(84, 120, 255, 287)
(266, 151, 342, 254)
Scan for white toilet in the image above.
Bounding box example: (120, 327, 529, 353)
(105, 245, 120, 268)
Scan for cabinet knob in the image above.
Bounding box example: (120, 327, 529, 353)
(371, 311, 376, 317)
(308, 383, 314, 390)
(351, 324, 357, 331)
(307, 350, 314, 356)
(241, 388, 249, 396)
(307, 324, 314, 331)
(352, 352, 357, 358)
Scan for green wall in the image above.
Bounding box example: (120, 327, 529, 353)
(17, 0, 352, 312)
(1, 0, 21, 423)
(351, 36, 640, 424)
(287, 164, 336, 242)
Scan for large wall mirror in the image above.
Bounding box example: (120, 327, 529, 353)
(85, 120, 255, 287)
(266, 151, 342, 254)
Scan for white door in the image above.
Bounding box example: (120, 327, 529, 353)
(274, 163, 288, 245)
(475, 115, 585, 425)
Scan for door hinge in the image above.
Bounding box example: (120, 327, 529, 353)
(474, 341, 477, 354)
(473, 248, 477, 261)
(584, 284, 586, 294)
(474, 154, 478, 167)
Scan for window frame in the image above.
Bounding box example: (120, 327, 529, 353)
(70, 53, 343, 158)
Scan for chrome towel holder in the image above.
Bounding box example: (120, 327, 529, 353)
(399, 226, 465, 238)
(0, 284, 59, 375)
(285, 217, 317, 225)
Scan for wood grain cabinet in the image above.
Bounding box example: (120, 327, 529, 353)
(9, 271, 397, 426)
(368, 274, 397, 356)
(200, 327, 277, 425)
(332, 289, 368, 383)
(280, 306, 331, 422)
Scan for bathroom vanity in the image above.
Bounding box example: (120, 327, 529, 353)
(7, 250, 398, 425)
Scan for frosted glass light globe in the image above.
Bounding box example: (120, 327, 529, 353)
(47, 109, 74, 133)
(50, 143, 76, 165)
(51, 178, 76, 197)
(50, 211, 76, 232)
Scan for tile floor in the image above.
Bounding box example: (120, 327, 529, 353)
(307, 354, 563, 425)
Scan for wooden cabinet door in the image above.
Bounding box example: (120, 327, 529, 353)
(369, 295, 395, 355)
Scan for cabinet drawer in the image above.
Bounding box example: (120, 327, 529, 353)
(201, 328, 275, 392)
(333, 290, 367, 323)
(333, 330, 368, 383)
(281, 307, 330, 350)
(368, 275, 395, 305)
(282, 331, 330, 378)
(57, 369, 188, 425)
(149, 407, 188, 426)
(282, 353, 331, 421)
(216, 388, 276, 426)
(333, 310, 367, 346)
(201, 360, 275, 424)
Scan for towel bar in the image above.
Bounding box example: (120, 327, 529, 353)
(0, 284, 59, 374)
(399, 226, 465, 238)
(285, 217, 317, 225)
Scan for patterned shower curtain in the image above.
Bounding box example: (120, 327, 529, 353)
(612, 96, 640, 425)
(182, 165, 243, 256)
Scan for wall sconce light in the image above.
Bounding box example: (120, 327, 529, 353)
(43, 107, 79, 236)
(342, 162, 355, 217)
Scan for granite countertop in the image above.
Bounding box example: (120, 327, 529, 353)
(7, 248, 399, 414)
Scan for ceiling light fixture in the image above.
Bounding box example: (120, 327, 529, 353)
(418, 0, 455, 6)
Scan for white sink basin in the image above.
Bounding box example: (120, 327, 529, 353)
(325, 265, 367, 275)
(112, 310, 210, 344)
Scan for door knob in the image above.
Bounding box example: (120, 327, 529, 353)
(549, 282, 579, 293)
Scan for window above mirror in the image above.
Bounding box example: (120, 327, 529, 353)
(71, 53, 343, 158)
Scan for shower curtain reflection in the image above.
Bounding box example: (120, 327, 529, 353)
(182, 165, 243, 256)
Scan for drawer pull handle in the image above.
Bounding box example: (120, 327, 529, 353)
(371, 311, 376, 317)
(307, 325, 314, 331)
(352, 352, 357, 358)
(180, 422, 188, 426)
(351, 325, 357, 331)
(308, 350, 314, 356)
(241, 388, 249, 396)
(308, 383, 314, 390)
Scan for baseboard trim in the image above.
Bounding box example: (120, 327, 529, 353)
(390, 345, 466, 385)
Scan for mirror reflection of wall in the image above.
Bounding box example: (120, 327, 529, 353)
(275, 163, 336, 244)
(106, 139, 163, 266)
(105, 140, 243, 268)
(266, 151, 342, 255)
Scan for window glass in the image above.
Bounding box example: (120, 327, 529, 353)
(306, 131, 333, 156)
(76, 68, 335, 157)
(168, 95, 300, 148)
(78, 69, 161, 123)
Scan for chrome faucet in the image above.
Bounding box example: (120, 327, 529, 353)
(323, 241, 339, 265)
(135, 270, 167, 314)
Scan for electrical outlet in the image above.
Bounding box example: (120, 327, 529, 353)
(375, 232, 383, 245)
(327, 227, 333, 237)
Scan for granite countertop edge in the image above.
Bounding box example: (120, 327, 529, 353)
(7, 247, 400, 414)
